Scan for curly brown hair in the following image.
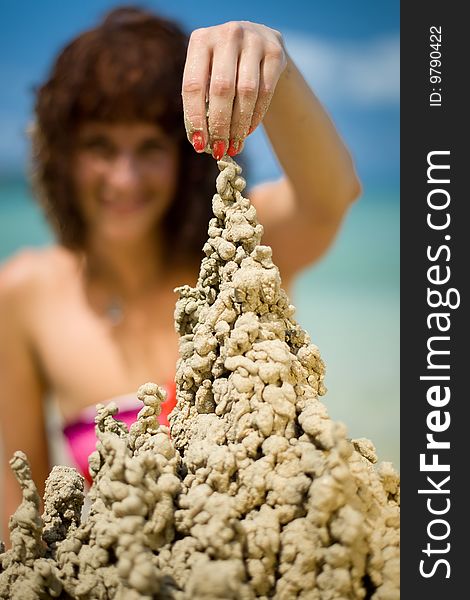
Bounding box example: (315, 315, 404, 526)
(31, 5, 219, 265)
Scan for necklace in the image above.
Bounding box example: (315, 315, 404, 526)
(81, 255, 125, 326)
(105, 295, 124, 326)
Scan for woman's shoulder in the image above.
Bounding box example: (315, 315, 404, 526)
(0, 245, 76, 306)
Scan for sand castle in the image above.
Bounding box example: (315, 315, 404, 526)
(0, 157, 400, 599)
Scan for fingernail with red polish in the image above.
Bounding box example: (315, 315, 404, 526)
(212, 140, 226, 160)
(192, 131, 205, 153)
(227, 139, 238, 157)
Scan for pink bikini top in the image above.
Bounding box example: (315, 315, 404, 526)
(62, 382, 177, 485)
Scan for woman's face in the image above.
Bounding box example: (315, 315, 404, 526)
(72, 121, 179, 243)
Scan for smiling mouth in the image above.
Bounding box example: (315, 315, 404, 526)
(101, 197, 149, 215)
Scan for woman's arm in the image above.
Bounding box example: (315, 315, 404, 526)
(0, 255, 50, 544)
(182, 21, 361, 282)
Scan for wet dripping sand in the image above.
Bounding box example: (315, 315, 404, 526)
(0, 157, 399, 599)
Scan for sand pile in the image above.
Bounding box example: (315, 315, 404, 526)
(0, 157, 400, 599)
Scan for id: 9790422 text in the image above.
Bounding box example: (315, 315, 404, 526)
(429, 26, 442, 107)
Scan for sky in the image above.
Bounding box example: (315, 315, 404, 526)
(0, 0, 399, 188)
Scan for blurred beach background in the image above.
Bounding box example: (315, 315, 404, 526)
(0, 1, 399, 468)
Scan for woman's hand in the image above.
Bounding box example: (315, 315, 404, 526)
(182, 21, 287, 159)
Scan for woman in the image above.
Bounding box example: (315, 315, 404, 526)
(0, 6, 361, 538)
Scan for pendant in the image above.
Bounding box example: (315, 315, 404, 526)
(106, 296, 124, 325)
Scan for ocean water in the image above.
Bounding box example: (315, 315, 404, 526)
(0, 178, 400, 470)
(293, 190, 399, 469)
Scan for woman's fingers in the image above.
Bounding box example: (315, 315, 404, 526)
(207, 33, 239, 159)
(228, 48, 261, 156)
(249, 48, 285, 137)
(182, 30, 211, 153)
(183, 22, 286, 158)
